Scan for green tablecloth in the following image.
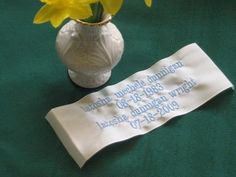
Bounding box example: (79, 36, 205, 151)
(1, 0, 236, 176)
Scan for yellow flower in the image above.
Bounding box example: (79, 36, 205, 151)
(33, 0, 95, 28)
(33, 0, 153, 28)
(98, 0, 124, 15)
(144, 0, 152, 7)
(97, 0, 152, 15)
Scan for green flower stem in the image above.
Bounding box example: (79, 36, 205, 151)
(83, 2, 104, 23)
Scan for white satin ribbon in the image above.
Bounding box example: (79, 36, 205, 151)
(46, 43, 233, 167)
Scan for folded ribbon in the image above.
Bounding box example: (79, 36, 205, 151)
(46, 43, 234, 167)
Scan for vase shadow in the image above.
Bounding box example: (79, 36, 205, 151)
(41, 74, 112, 112)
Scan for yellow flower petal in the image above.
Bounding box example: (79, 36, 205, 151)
(33, 4, 56, 24)
(69, 6, 93, 20)
(144, 0, 152, 7)
(50, 9, 69, 27)
(100, 0, 123, 15)
(34, 0, 95, 27)
(69, 2, 93, 19)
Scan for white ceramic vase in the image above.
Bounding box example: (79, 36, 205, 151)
(56, 14, 124, 88)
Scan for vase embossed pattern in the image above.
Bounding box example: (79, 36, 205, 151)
(56, 14, 124, 88)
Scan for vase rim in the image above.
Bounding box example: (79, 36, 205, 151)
(75, 14, 112, 27)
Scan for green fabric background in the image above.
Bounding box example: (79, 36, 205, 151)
(0, 0, 236, 176)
